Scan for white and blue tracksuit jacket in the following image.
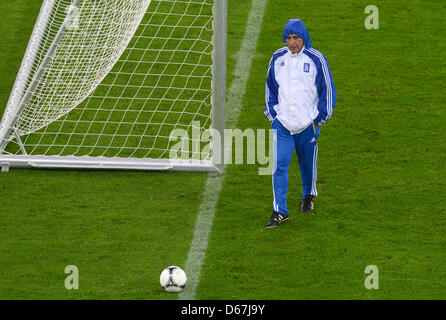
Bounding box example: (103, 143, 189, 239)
(265, 19, 337, 215)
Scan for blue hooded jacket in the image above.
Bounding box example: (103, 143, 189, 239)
(282, 19, 312, 49)
(265, 19, 336, 128)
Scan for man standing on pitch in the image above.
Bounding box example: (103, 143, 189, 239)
(264, 19, 337, 228)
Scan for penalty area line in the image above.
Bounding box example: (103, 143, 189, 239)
(178, 0, 268, 300)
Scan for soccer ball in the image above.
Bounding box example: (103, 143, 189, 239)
(160, 266, 187, 292)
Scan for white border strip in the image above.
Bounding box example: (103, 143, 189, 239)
(179, 0, 268, 300)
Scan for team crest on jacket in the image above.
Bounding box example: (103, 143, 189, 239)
(303, 62, 310, 73)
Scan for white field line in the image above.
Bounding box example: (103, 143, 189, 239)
(178, 0, 268, 300)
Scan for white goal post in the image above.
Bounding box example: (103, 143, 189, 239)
(0, 0, 226, 172)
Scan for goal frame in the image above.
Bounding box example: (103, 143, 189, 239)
(0, 0, 227, 173)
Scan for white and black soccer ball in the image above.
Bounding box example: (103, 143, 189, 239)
(160, 266, 187, 292)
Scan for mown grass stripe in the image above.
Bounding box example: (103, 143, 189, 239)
(178, 0, 268, 300)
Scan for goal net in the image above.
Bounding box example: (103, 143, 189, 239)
(0, 0, 226, 172)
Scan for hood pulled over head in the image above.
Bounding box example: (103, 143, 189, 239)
(282, 19, 312, 49)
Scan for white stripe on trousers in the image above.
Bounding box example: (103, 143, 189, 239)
(311, 143, 318, 196)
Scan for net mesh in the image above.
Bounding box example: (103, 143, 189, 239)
(1, 0, 214, 161)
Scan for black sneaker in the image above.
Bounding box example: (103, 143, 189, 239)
(265, 211, 289, 228)
(301, 195, 315, 213)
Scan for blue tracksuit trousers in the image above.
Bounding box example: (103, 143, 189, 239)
(272, 118, 321, 215)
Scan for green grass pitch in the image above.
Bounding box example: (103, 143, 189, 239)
(0, 0, 445, 299)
